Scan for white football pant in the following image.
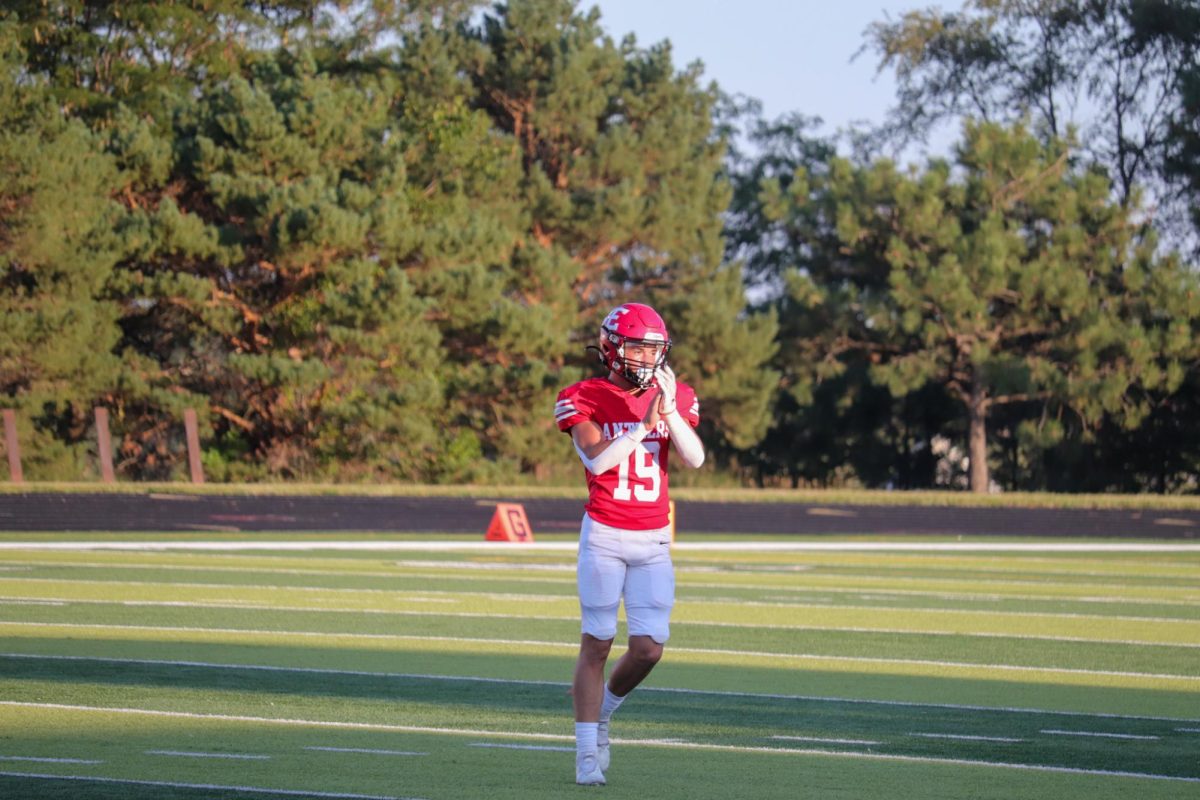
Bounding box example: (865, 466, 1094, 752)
(577, 513, 675, 644)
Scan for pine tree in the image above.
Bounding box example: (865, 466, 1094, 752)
(757, 120, 1200, 492)
(7, 1, 311, 115)
(0, 23, 129, 478)
(3, 1, 781, 483)
(468, 0, 778, 477)
(109, 46, 526, 480)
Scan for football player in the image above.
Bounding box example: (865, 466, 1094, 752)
(554, 302, 705, 785)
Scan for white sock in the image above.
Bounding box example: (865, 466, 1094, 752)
(575, 722, 598, 761)
(597, 686, 626, 746)
(599, 685, 625, 722)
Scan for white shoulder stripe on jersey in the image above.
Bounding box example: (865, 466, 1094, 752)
(554, 399, 574, 409)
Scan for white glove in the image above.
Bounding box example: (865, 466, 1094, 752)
(655, 365, 677, 414)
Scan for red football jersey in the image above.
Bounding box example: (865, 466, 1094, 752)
(555, 377, 701, 530)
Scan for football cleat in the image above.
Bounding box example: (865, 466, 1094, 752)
(575, 752, 606, 785)
(596, 720, 611, 772)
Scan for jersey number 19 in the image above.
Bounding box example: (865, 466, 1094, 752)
(613, 441, 661, 502)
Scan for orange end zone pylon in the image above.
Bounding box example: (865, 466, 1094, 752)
(669, 500, 676, 544)
(485, 502, 534, 542)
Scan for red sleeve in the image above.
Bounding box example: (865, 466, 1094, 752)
(678, 383, 700, 427)
(555, 383, 593, 432)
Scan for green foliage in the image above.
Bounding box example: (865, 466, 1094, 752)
(2, 0, 769, 483)
(658, 265, 779, 453)
(6, 1, 307, 116)
(734, 117, 1200, 491)
(4, 1, 1196, 492)
(0, 23, 129, 478)
(112, 48, 498, 480)
(865, 0, 1200, 253)
(1145, 1, 1200, 247)
(466, 0, 777, 477)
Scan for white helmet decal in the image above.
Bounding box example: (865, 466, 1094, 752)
(601, 306, 630, 330)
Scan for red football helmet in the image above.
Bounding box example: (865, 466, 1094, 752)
(597, 303, 671, 388)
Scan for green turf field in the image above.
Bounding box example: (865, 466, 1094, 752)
(0, 536, 1197, 799)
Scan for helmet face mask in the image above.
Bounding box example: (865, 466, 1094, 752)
(598, 303, 672, 388)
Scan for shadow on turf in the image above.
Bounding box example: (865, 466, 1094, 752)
(1, 646, 1197, 781)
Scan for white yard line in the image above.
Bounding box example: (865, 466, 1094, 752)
(718, 572, 1200, 595)
(908, 733, 1025, 743)
(0, 559, 575, 579)
(0, 704, 1195, 784)
(3, 621, 1196, 682)
(0, 599, 67, 606)
(8, 563, 1198, 607)
(7, 558, 1197, 608)
(6, 547, 1192, 574)
(767, 589, 1200, 608)
(0, 701, 578, 741)
(688, 587, 1200, 608)
(468, 743, 574, 752)
(0, 577, 478, 598)
(645, 687, 1200, 724)
(2, 540, 1200, 553)
(680, 599, 1200, 625)
(3, 577, 1198, 625)
(769, 735, 882, 746)
(3, 595, 1196, 649)
(611, 740, 1200, 783)
(2, 660, 1198, 724)
(392, 560, 572, 572)
(14, 557, 1192, 598)
(0, 756, 102, 764)
(1040, 729, 1161, 740)
(305, 747, 427, 756)
(701, 558, 1200, 580)
(0, 619, 573, 648)
(0, 772, 420, 799)
(0, 541, 561, 552)
(146, 749, 271, 760)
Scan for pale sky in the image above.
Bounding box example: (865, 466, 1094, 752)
(588, 0, 959, 156)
